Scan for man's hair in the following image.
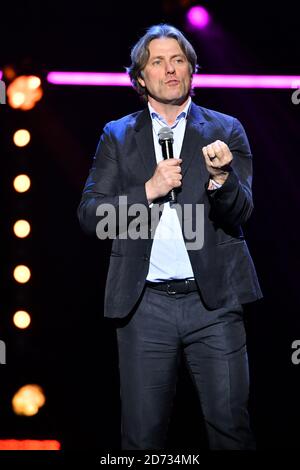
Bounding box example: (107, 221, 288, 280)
(126, 24, 198, 101)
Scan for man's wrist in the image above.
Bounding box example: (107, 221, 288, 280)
(212, 172, 229, 185)
(145, 180, 155, 204)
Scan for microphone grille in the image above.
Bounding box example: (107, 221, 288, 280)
(158, 126, 173, 142)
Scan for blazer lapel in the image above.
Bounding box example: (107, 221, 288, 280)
(180, 102, 207, 177)
(134, 109, 157, 180)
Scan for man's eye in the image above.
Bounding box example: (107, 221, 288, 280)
(175, 58, 184, 63)
(153, 60, 161, 65)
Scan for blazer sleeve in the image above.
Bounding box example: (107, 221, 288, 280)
(77, 122, 149, 236)
(206, 117, 254, 228)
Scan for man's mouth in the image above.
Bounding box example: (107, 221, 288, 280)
(165, 80, 180, 86)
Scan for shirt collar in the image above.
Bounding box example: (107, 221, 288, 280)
(148, 97, 191, 128)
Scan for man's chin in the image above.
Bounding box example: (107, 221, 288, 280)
(151, 93, 190, 106)
(166, 96, 189, 106)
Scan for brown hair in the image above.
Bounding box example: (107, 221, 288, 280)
(126, 24, 198, 101)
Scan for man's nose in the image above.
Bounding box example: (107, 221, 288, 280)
(165, 62, 175, 74)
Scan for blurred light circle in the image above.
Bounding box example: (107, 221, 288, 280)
(13, 220, 31, 238)
(13, 174, 31, 193)
(13, 265, 31, 283)
(12, 384, 46, 416)
(13, 310, 31, 329)
(186, 6, 210, 29)
(7, 75, 43, 110)
(13, 129, 31, 147)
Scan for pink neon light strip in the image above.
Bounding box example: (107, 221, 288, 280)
(47, 72, 130, 86)
(192, 74, 300, 89)
(1, 71, 299, 89)
(46, 72, 300, 89)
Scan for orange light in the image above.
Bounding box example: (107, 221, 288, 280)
(13, 219, 31, 238)
(28, 76, 41, 89)
(12, 385, 46, 416)
(13, 311, 31, 329)
(13, 265, 31, 284)
(0, 440, 61, 450)
(13, 129, 31, 147)
(13, 174, 31, 193)
(7, 75, 43, 110)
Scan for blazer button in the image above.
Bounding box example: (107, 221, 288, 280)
(144, 255, 149, 261)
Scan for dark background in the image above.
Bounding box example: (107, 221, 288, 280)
(1, 0, 300, 452)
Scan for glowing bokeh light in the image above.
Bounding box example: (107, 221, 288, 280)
(7, 75, 43, 110)
(13, 129, 31, 147)
(13, 174, 31, 192)
(13, 219, 31, 238)
(13, 265, 31, 284)
(186, 5, 210, 29)
(28, 76, 41, 89)
(13, 310, 31, 329)
(12, 385, 46, 416)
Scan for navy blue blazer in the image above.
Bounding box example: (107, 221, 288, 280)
(78, 102, 262, 318)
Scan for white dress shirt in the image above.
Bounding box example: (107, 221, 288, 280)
(146, 98, 195, 282)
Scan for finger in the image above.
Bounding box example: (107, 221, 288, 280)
(202, 146, 208, 159)
(206, 144, 216, 160)
(170, 174, 182, 187)
(159, 158, 182, 168)
(202, 146, 216, 167)
(172, 179, 181, 188)
(167, 158, 182, 165)
(204, 146, 220, 167)
(216, 142, 233, 165)
(212, 141, 224, 158)
(217, 140, 228, 151)
(217, 141, 232, 156)
(202, 146, 211, 164)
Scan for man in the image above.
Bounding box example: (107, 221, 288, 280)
(78, 24, 262, 450)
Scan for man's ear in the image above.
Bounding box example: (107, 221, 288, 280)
(137, 76, 145, 88)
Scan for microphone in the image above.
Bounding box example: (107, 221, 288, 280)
(158, 126, 177, 203)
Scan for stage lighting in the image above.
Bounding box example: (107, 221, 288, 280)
(13, 310, 31, 329)
(186, 5, 210, 29)
(13, 174, 31, 193)
(0, 440, 61, 450)
(7, 75, 43, 110)
(13, 129, 31, 147)
(12, 385, 46, 416)
(13, 220, 31, 238)
(13, 265, 31, 284)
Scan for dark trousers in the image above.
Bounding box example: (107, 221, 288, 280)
(116, 286, 255, 450)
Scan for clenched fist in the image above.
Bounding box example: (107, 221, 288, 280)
(145, 158, 182, 204)
(202, 140, 232, 185)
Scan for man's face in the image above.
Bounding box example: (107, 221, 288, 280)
(138, 37, 192, 105)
